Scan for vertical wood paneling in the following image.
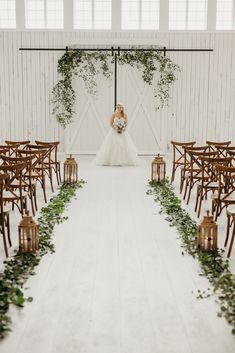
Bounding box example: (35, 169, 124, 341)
(0, 31, 235, 153)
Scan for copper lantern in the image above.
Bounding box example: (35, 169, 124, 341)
(63, 154, 78, 184)
(197, 211, 218, 251)
(151, 154, 166, 181)
(18, 212, 39, 253)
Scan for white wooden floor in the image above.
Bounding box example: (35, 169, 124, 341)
(1, 155, 235, 353)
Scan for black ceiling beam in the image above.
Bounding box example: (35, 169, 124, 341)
(19, 47, 213, 52)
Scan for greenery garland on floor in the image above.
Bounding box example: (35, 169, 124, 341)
(52, 48, 180, 128)
(147, 179, 235, 335)
(0, 180, 85, 339)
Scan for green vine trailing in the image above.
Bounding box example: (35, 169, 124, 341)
(0, 180, 85, 339)
(52, 48, 180, 128)
(147, 179, 235, 335)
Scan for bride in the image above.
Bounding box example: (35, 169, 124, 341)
(95, 103, 140, 166)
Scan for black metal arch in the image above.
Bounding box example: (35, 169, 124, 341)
(19, 45, 213, 110)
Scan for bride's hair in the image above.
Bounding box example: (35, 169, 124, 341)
(116, 103, 124, 117)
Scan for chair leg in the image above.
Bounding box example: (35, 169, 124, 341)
(5, 213, 11, 247)
(183, 178, 189, 200)
(171, 164, 176, 183)
(197, 189, 205, 218)
(28, 185, 35, 216)
(1, 219, 9, 257)
(33, 184, 38, 211)
(227, 219, 235, 258)
(186, 183, 192, 204)
(214, 202, 220, 221)
(30, 192, 35, 216)
(20, 195, 24, 215)
(225, 213, 232, 247)
(24, 196, 28, 215)
(180, 169, 185, 193)
(195, 185, 200, 212)
(211, 199, 216, 215)
(42, 176, 47, 203)
(59, 166, 62, 183)
(55, 163, 60, 184)
(49, 168, 54, 193)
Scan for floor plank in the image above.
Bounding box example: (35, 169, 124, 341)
(0, 156, 234, 353)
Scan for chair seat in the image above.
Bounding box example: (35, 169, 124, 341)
(185, 171, 209, 179)
(11, 180, 29, 187)
(2, 190, 28, 200)
(227, 204, 235, 216)
(207, 181, 219, 187)
(44, 160, 60, 165)
(2, 205, 11, 214)
(212, 192, 235, 201)
(24, 171, 42, 178)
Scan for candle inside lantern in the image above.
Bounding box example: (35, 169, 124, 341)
(18, 212, 39, 253)
(197, 210, 217, 252)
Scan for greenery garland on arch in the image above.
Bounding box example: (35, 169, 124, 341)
(51, 48, 180, 128)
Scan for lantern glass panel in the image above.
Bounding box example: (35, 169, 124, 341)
(197, 212, 217, 252)
(63, 155, 78, 184)
(19, 215, 39, 253)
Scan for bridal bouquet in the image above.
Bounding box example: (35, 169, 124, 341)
(114, 120, 127, 134)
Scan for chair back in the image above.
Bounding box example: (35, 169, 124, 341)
(170, 140, 196, 182)
(216, 165, 235, 195)
(5, 140, 30, 146)
(206, 140, 231, 152)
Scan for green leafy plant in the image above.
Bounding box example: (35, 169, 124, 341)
(0, 180, 85, 339)
(52, 48, 180, 128)
(147, 179, 235, 335)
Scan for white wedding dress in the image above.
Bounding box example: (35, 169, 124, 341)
(95, 117, 140, 166)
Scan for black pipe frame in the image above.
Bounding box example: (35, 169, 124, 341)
(19, 45, 213, 111)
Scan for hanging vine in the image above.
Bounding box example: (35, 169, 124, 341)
(51, 47, 180, 128)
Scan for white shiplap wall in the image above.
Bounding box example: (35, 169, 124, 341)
(0, 31, 235, 153)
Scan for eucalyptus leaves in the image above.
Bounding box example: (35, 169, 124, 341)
(147, 179, 235, 335)
(52, 48, 180, 128)
(0, 180, 85, 339)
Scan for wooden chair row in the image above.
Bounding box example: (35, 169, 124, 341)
(0, 140, 62, 258)
(170, 140, 235, 258)
(0, 140, 61, 194)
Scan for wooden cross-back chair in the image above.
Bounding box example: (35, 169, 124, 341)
(0, 145, 10, 152)
(212, 165, 235, 221)
(183, 150, 218, 204)
(1, 154, 37, 215)
(5, 140, 30, 148)
(4, 140, 30, 157)
(214, 145, 235, 158)
(170, 140, 196, 183)
(35, 140, 61, 185)
(0, 173, 11, 257)
(3, 142, 21, 157)
(0, 162, 28, 216)
(206, 140, 231, 154)
(180, 145, 210, 194)
(227, 150, 235, 166)
(26, 144, 55, 193)
(17, 147, 48, 203)
(0, 149, 9, 163)
(194, 156, 233, 218)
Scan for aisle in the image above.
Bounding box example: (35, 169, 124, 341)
(1, 156, 234, 353)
